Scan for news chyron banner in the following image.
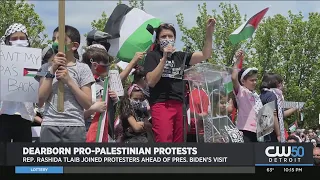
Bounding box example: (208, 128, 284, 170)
(6, 143, 254, 166)
(3, 143, 315, 174)
(255, 143, 314, 167)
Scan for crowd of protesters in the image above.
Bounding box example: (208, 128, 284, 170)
(0, 21, 319, 166)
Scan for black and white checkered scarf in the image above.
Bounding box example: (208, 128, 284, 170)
(0, 23, 28, 45)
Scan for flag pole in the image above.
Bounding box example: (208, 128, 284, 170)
(57, 0, 65, 112)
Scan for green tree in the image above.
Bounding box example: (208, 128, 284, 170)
(0, 0, 47, 48)
(251, 12, 320, 128)
(176, 2, 248, 66)
(91, 11, 109, 32)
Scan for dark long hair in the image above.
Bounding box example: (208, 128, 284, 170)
(210, 88, 227, 114)
(53, 25, 81, 59)
(119, 88, 143, 121)
(153, 23, 176, 51)
(260, 73, 283, 91)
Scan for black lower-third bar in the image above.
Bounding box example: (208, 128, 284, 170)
(256, 166, 318, 174)
(64, 166, 255, 174)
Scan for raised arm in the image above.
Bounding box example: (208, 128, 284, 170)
(284, 108, 299, 118)
(189, 18, 216, 65)
(119, 52, 145, 81)
(231, 50, 244, 93)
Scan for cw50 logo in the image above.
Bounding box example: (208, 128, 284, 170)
(265, 146, 304, 158)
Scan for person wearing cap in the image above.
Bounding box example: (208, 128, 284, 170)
(231, 49, 262, 142)
(86, 30, 111, 52)
(0, 23, 34, 143)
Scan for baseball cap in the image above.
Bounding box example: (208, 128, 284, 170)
(87, 30, 111, 42)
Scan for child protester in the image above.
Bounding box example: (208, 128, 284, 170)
(37, 25, 95, 142)
(231, 49, 263, 142)
(82, 45, 119, 142)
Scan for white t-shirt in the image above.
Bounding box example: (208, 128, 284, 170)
(0, 101, 35, 121)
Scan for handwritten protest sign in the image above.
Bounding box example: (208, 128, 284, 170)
(0, 45, 41, 103)
(109, 70, 124, 96)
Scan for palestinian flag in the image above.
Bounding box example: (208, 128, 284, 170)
(288, 121, 298, 132)
(104, 4, 161, 62)
(96, 77, 110, 142)
(229, 7, 269, 45)
(23, 68, 38, 77)
(86, 77, 109, 143)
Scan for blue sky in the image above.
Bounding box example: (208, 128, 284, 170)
(31, 1, 319, 51)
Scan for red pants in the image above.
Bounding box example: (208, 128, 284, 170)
(151, 100, 184, 143)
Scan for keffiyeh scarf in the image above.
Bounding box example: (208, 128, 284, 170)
(263, 88, 286, 143)
(242, 86, 264, 116)
(0, 23, 28, 45)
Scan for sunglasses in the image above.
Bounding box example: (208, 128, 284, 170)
(159, 23, 175, 27)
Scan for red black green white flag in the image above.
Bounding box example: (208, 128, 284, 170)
(229, 7, 269, 45)
(23, 68, 38, 77)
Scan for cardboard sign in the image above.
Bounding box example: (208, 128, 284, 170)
(109, 70, 124, 96)
(0, 45, 41, 103)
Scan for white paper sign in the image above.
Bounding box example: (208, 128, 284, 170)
(0, 45, 42, 103)
(31, 126, 41, 137)
(109, 70, 124, 96)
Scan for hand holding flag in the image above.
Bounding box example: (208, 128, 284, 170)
(234, 49, 244, 67)
(132, 52, 146, 62)
(90, 100, 107, 113)
(231, 49, 244, 123)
